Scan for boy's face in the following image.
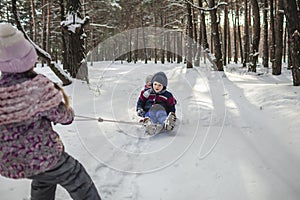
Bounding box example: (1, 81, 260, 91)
(153, 81, 163, 93)
(145, 81, 152, 89)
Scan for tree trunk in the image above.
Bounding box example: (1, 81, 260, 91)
(200, 0, 209, 50)
(236, 1, 243, 64)
(291, 32, 300, 86)
(192, 6, 198, 64)
(243, 0, 250, 68)
(282, 0, 300, 86)
(208, 0, 223, 71)
(41, 0, 47, 67)
(142, 26, 148, 64)
(140, 0, 148, 64)
(270, 0, 276, 68)
(233, 10, 238, 63)
(46, 1, 51, 53)
(128, 29, 132, 63)
(64, 0, 89, 82)
(186, 1, 193, 68)
(134, 28, 138, 63)
(283, 26, 287, 63)
(249, 0, 260, 72)
(223, 0, 228, 65)
(160, 14, 165, 64)
(167, 32, 171, 63)
(262, 0, 269, 69)
(194, 0, 209, 66)
(273, 0, 284, 75)
(177, 31, 183, 64)
(60, 0, 68, 68)
(287, 27, 293, 69)
(227, 9, 231, 63)
(30, 0, 37, 43)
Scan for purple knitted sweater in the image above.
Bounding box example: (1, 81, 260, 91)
(0, 72, 74, 179)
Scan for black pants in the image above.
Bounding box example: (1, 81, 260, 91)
(29, 152, 101, 200)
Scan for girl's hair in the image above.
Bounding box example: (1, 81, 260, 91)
(23, 68, 38, 78)
(54, 83, 70, 108)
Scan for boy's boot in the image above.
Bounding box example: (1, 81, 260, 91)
(143, 118, 163, 135)
(164, 112, 176, 131)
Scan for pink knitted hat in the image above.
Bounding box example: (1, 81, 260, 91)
(0, 23, 37, 73)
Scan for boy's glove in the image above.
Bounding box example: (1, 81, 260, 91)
(137, 108, 145, 117)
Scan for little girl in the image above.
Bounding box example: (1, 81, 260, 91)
(0, 23, 101, 200)
(144, 74, 153, 89)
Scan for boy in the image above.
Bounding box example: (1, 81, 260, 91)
(136, 72, 176, 134)
(144, 74, 153, 89)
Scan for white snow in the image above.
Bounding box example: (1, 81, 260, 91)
(1, 60, 300, 200)
(61, 13, 89, 33)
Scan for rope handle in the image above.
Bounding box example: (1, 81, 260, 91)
(75, 115, 140, 125)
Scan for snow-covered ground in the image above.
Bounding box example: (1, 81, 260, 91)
(1, 60, 300, 200)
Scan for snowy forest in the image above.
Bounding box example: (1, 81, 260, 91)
(1, 0, 300, 86)
(1, 1, 300, 200)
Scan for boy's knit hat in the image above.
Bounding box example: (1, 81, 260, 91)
(0, 23, 37, 73)
(151, 71, 168, 87)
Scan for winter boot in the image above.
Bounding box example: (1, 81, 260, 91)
(143, 118, 163, 135)
(164, 112, 176, 131)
